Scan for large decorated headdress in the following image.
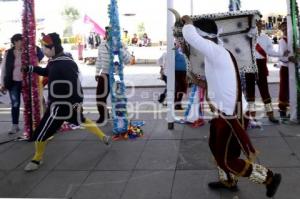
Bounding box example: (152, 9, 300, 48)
(169, 9, 261, 75)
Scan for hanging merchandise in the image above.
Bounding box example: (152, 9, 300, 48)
(22, 0, 41, 139)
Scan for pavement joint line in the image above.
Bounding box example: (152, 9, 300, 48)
(0, 100, 278, 110)
(118, 139, 148, 199)
(276, 128, 300, 162)
(0, 103, 281, 111)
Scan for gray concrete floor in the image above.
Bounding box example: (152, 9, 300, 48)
(0, 63, 299, 198)
(0, 116, 299, 199)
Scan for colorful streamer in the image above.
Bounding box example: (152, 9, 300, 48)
(183, 84, 205, 127)
(290, 0, 300, 120)
(108, 0, 129, 135)
(21, 0, 41, 138)
(184, 84, 198, 120)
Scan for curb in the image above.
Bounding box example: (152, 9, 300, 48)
(82, 85, 166, 89)
(81, 81, 279, 89)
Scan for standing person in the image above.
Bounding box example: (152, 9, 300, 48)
(0, 34, 23, 134)
(157, 45, 187, 110)
(88, 32, 95, 49)
(245, 19, 287, 124)
(95, 33, 101, 48)
(157, 51, 167, 104)
(0, 34, 43, 134)
(140, 33, 151, 47)
(184, 47, 206, 127)
(121, 30, 131, 46)
(23, 33, 111, 172)
(174, 41, 187, 110)
(181, 15, 281, 198)
(95, 27, 131, 124)
(131, 33, 139, 46)
(277, 21, 290, 120)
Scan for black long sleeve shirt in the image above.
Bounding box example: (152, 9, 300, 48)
(33, 55, 83, 104)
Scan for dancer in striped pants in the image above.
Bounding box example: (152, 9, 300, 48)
(23, 33, 111, 172)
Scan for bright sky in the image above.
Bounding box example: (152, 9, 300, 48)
(0, 0, 297, 43)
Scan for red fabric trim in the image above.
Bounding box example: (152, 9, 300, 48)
(255, 43, 267, 58)
(283, 37, 287, 43)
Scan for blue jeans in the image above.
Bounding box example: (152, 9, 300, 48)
(8, 81, 22, 124)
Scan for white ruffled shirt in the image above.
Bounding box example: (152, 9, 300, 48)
(255, 34, 281, 59)
(278, 38, 289, 67)
(182, 24, 247, 115)
(157, 52, 167, 75)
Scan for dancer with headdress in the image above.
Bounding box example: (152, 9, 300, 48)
(181, 15, 281, 198)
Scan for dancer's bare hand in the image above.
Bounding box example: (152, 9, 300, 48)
(0, 85, 7, 94)
(182, 15, 193, 25)
(21, 65, 29, 72)
(288, 56, 298, 64)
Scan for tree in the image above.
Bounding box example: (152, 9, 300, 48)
(61, 6, 80, 37)
(137, 22, 145, 39)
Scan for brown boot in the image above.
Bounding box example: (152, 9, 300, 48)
(209, 167, 239, 192)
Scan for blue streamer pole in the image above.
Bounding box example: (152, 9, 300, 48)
(108, 0, 129, 134)
(229, 0, 241, 11)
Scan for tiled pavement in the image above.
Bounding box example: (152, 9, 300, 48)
(0, 116, 300, 199)
(0, 62, 298, 198)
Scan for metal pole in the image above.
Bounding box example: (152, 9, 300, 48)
(190, 0, 193, 15)
(286, 0, 298, 122)
(167, 0, 175, 129)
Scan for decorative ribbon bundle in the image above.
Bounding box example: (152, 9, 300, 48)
(108, 0, 129, 135)
(21, 0, 41, 139)
(289, 0, 300, 120)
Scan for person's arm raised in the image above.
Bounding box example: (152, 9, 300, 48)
(181, 15, 216, 60)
